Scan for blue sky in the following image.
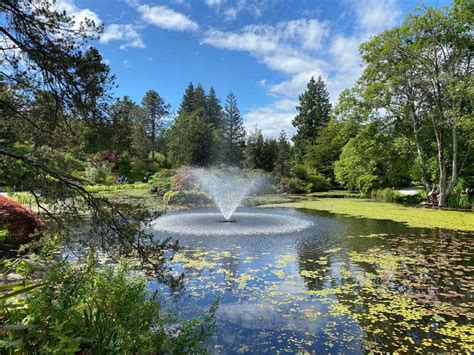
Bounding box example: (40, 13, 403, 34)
(59, 0, 451, 137)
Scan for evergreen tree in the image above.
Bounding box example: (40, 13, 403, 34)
(292, 76, 331, 160)
(221, 92, 246, 165)
(206, 87, 222, 128)
(243, 128, 265, 170)
(178, 82, 195, 115)
(141, 90, 170, 159)
(191, 84, 208, 116)
(167, 111, 214, 167)
(275, 130, 291, 177)
(111, 96, 138, 155)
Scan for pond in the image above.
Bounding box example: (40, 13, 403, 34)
(149, 207, 473, 353)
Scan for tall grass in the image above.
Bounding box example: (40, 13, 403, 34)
(446, 194, 473, 210)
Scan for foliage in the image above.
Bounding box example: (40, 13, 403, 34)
(334, 122, 413, 194)
(274, 130, 292, 177)
(243, 128, 278, 172)
(221, 92, 246, 165)
(1, 256, 216, 353)
(0, 196, 44, 248)
(141, 90, 170, 159)
(163, 190, 211, 205)
(167, 111, 214, 167)
(371, 188, 426, 205)
(305, 89, 364, 182)
(84, 183, 150, 193)
(85, 161, 113, 184)
(277, 177, 309, 194)
(292, 76, 332, 160)
(359, 0, 473, 206)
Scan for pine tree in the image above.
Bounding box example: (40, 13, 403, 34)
(111, 96, 138, 154)
(275, 130, 291, 176)
(292, 76, 331, 160)
(206, 87, 222, 128)
(243, 128, 265, 169)
(221, 92, 246, 165)
(178, 82, 194, 115)
(167, 111, 214, 167)
(191, 84, 208, 116)
(141, 90, 170, 159)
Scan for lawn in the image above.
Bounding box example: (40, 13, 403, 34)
(261, 198, 474, 231)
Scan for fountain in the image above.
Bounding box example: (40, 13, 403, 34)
(191, 168, 264, 221)
(150, 168, 312, 237)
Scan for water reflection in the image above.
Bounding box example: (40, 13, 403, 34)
(151, 208, 473, 353)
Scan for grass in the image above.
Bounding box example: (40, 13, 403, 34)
(261, 198, 474, 231)
(84, 183, 150, 193)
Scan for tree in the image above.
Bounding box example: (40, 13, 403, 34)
(221, 92, 246, 165)
(292, 76, 332, 160)
(167, 111, 214, 167)
(111, 96, 138, 155)
(243, 128, 265, 170)
(206, 87, 222, 128)
(274, 130, 291, 177)
(359, 1, 473, 206)
(305, 88, 364, 182)
(141, 90, 170, 159)
(178, 82, 195, 115)
(334, 121, 414, 194)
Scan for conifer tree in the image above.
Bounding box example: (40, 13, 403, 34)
(178, 82, 195, 115)
(206, 87, 222, 128)
(141, 90, 170, 159)
(275, 130, 291, 176)
(221, 92, 246, 165)
(292, 76, 331, 160)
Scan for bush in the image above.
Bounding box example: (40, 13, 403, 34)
(86, 161, 113, 183)
(163, 190, 210, 205)
(0, 196, 44, 248)
(306, 174, 331, 192)
(172, 166, 195, 191)
(446, 193, 473, 210)
(1, 256, 216, 353)
(277, 177, 308, 194)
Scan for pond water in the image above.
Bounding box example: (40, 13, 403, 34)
(148, 207, 473, 353)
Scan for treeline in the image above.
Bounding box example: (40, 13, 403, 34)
(279, 1, 473, 207)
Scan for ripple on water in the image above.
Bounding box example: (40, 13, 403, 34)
(149, 209, 313, 237)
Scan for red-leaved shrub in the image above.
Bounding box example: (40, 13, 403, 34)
(172, 166, 195, 191)
(98, 151, 118, 163)
(0, 196, 45, 247)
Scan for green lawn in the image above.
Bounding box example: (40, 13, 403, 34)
(261, 198, 474, 231)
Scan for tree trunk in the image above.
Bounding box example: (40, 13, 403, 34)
(436, 127, 447, 207)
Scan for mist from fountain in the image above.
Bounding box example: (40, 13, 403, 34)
(191, 168, 266, 221)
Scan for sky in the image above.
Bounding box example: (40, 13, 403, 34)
(60, 0, 451, 137)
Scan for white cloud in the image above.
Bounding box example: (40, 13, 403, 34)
(51, 0, 101, 29)
(243, 98, 298, 137)
(204, 0, 224, 8)
(100, 24, 145, 50)
(354, 0, 401, 36)
(122, 60, 132, 68)
(203, 0, 401, 138)
(137, 4, 199, 32)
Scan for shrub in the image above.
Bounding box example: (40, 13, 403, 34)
(446, 193, 473, 210)
(86, 161, 113, 183)
(172, 166, 195, 191)
(152, 178, 173, 196)
(1, 256, 216, 353)
(0, 196, 44, 248)
(277, 177, 308, 194)
(306, 174, 331, 192)
(98, 151, 118, 163)
(163, 190, 210, 205)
